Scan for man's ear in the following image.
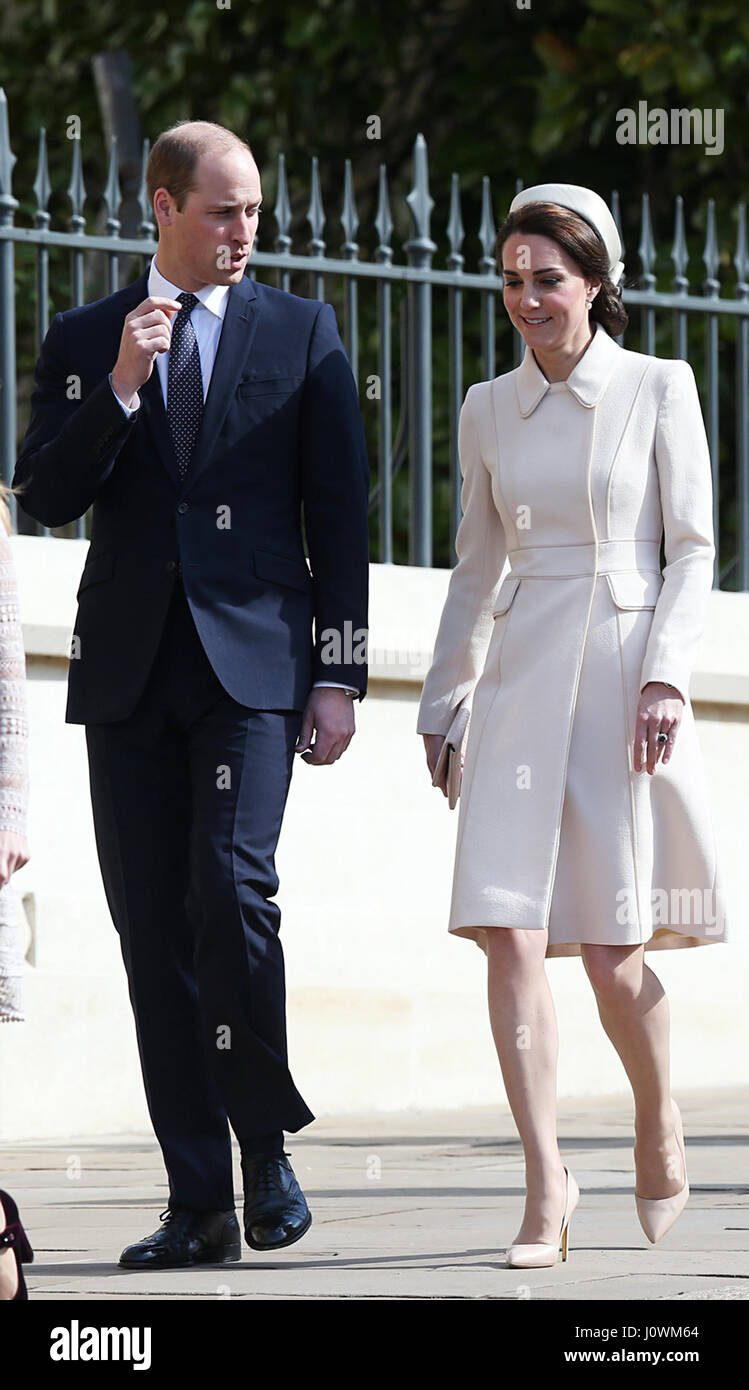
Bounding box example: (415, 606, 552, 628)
(153, 188, 176, 230)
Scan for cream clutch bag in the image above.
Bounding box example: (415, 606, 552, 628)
(431, 702, 471, 810)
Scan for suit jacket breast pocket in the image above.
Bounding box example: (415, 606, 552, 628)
(236, 376, 304, 398)
(235, 377, 304, 428)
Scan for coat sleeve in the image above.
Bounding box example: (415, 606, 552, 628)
(13, 312, 140, 529)
(299, 301, 370, 699)
(416, 384, 509, 736)
(639, 360, 716, 703)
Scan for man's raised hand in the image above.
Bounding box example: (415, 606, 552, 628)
(110, 296, 182, 409)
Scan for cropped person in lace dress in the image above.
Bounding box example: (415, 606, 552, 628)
(0, 484, 30, 1023)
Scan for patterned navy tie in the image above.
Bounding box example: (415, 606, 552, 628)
(167, 291, 203, 481)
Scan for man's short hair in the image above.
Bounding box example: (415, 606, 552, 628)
(146, 120, 255, 212)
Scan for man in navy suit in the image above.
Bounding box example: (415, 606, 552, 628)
(13, 120, 369, 1268)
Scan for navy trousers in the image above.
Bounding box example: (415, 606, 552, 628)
(85, 574, 314, 1211)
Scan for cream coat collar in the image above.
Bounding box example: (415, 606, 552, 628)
(514, 321, 621, 417)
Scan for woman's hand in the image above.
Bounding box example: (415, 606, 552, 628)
(0, 831, 30, 889)
(423, 732, 448, 795)
(634, 682, 684, 774)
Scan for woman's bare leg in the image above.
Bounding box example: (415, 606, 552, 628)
(581, 943, 684, 1198)
(486, 925, 568, 1245)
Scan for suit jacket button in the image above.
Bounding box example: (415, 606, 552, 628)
(166, 559, 178, 571)
(177, 502, 189, 514)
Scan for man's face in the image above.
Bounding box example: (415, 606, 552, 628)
(154, 149, 262, 288)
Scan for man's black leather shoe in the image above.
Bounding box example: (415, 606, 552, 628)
(241, 1152, 312, 1251)
(119, 1204, 242, 1269)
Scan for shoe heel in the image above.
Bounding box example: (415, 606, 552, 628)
(560, 1168, 578, 1262)
(506, 1167, 579, 1270)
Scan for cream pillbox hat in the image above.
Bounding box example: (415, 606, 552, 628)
(507, 183, 625, 286)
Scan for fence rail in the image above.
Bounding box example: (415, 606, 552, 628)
(1, 88, 748, 587)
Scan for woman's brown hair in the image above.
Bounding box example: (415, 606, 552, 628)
(495, 201, 629, 338)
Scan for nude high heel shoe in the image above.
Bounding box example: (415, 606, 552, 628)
(506, 1166, 580, 1269)
(635, 1097, 689, 1244)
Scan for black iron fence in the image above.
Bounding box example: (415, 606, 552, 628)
(1, 88, 747, 587)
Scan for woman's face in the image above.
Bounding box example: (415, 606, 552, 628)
(501, 232, 600, 352)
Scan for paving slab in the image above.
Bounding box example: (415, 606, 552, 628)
(1, 1087, 747, 1301)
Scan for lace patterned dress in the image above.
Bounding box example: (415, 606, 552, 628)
(0, 519, 29, 1022)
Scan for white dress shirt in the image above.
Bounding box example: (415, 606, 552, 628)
(109, 256, 358, 697)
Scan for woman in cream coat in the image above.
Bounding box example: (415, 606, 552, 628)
(417, 184, 728, 1269)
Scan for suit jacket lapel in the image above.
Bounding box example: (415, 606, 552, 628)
(135, 271, 260, 492)
(119, 269, 180, 489)
(140, 369, 180, 489)
(180, 274, 260, 494)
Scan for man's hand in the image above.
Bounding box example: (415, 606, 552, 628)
(295, 688, 356, 764)
(422, 732, 448, 796)
(110, 296, 182, 408)
(634, 680, 684, 774)
(0, 830, 30, 888)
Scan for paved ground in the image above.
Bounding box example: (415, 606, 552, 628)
(2, 1087, 748, 1300)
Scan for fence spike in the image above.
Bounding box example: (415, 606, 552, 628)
(670, 195, 689, 291)
(137, 137, 154, 239)
(67, 133, 86, 230)
(33, 127, 51, 227)
(610, 189, 625, 260)
(638, 193, 656, 287)
(306, 155, 325, 256)
(0, 87, 18, 208)
(374, 163, 393, 264)
(274, 152, 291, 255)
(734, 203, 748, 300)
(702, 198, 720, 295)
(446, 173, 464, 272)
(479, 176, 496, 274)
(405, 132, 435, 248)
(104, 135, 122, 236)
(340, 158, 359, 258)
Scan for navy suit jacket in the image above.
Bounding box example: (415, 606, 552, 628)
(13, 269, 370, 723)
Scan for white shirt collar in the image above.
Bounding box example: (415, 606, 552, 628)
(514, 321, 621, 417)
(148, 255, 230, 320)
